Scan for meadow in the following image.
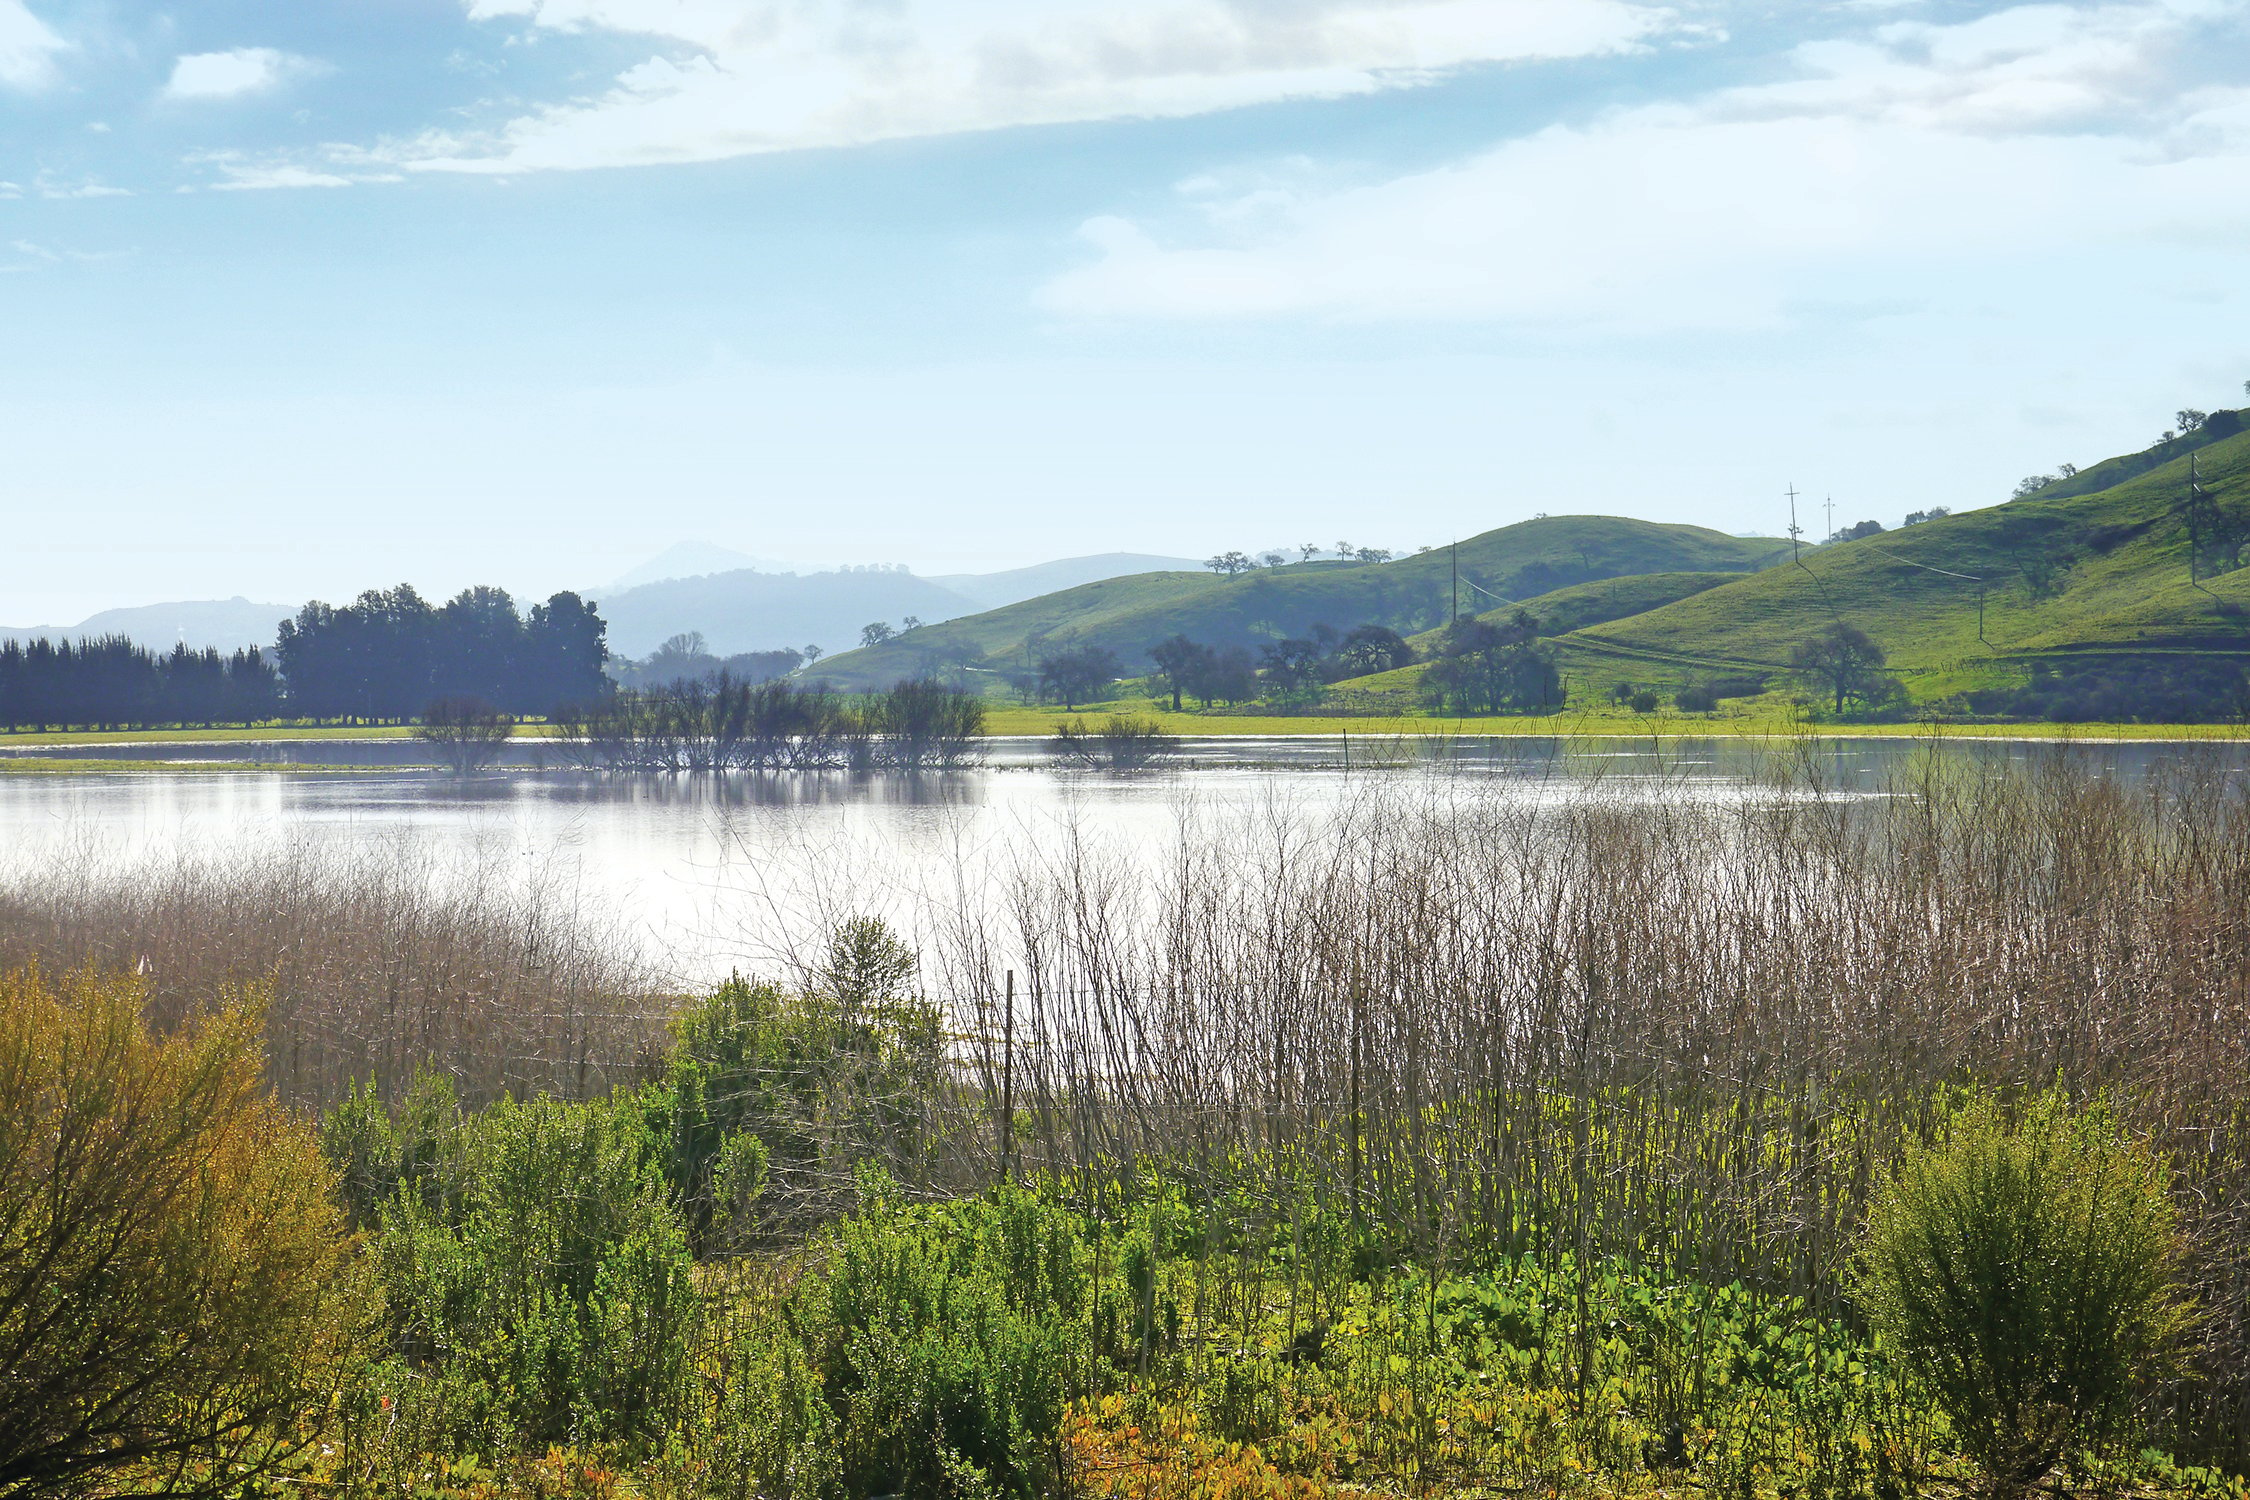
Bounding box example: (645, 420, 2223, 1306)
(6, 742, 2250, 1498)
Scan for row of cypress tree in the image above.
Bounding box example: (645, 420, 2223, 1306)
(0, 585, 612, 730)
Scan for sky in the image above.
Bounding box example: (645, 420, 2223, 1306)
(3, 0, 2247, 623)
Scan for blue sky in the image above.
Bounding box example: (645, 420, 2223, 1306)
(3, 0, 2246, 622)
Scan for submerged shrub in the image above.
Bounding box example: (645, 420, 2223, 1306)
(0, 968, 373, 1500)
(1854, 1092, 2193, 1497)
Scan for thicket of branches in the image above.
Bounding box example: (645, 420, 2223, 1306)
(551, 677, 985, 772)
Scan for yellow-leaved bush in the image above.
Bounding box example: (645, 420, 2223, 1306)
(0, 967, 376, 1500)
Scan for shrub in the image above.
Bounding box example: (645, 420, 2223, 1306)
(1675, 682, 1719, 713)
(1854, 1093, 2193, 1497)
(0, 968, 373, 1500)
(349, 1084, 699, 1451)
(803, 1179, 1090, 1499)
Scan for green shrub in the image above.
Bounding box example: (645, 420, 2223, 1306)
(646, 923, 946, 1238)
(803, 1178, 1090, 1498)
(352, 1087, 699, 1451)
(1854, 1093, 2193, 1497)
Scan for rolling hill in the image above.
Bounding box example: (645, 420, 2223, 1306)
(814, 517, 1789, 686)
(1553, 416, 2250, 694)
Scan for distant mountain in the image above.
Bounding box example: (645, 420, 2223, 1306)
(605, 541, 801, 592)
(815, 518, 1790, 686)
(928, 553, 1200, 611)
(597, 569, 980, 659)
(0, 597, 288, 654)
(598, 553, 1208, 660)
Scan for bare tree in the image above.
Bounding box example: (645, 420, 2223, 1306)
(415, 696, 513, 774)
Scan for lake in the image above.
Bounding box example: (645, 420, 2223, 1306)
(1, 733, 2237, 983)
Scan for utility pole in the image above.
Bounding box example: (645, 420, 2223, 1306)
(1451, 538, 1459, 621)
(1786, 485, 1804, 563)
(1823, 494, 1836, 541)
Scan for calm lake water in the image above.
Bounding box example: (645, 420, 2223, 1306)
(2, 734, 2239, 982)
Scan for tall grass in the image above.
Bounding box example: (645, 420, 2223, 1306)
(0, 836, 668, 1111)
(893, 741, 2250, 1463)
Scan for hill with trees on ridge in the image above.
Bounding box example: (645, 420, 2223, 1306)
(1308, 409, 2250, 720)
(811, 517, 1789, 689)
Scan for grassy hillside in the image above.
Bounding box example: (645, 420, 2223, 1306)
(1565, 421, 2250, 696)
(817, 517, 1786, 686)
(1403, 570, 1743, 650)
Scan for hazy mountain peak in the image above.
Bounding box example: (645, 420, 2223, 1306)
(606, 541, 801, 592)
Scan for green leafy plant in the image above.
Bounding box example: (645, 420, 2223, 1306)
(1854, 1092, 2194, 1497)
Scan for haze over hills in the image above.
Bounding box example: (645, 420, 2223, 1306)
(597, 551, 1203, 659)
(0, 598, 288, 655)
(815, 518, 1789, 686)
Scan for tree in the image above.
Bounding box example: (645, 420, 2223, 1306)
(417, 694, 514, 774)
(521, 592, 610, 714)
(1333, 540, 1352, 560)
(860, 621, 897, 648)
(1297, 543, 1319, 564)
(1353, 546, 1393, 564)
(1148, 635, 1213, 712)
(1334, 623, 1412, 676)
(1259, 552, 1287, 569)
(0, 970, 374, 1500)
(1901, 507, 1951, 527)
(1204, 551, 1254, 577)
(1197, 645, 1256, 705)
(900, 615, 923, 631)
(1825, 519, 1885, 544)
(1258, 638, 1325, 697)
(2012, 475, 2058, 500)
(1035, 645, 1123, 709)
(1791, 622, 1888, 714)
(2178, 408, 2209, 434)
(803, 643, 824, 665)
(1421, 610, 1559, 715)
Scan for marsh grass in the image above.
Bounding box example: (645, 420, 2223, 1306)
(0, 836, 670, 1111)
(881, 739, 2250, 1466)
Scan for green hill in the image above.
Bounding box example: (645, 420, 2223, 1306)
(815, 517, 1787, 687)
(1558, 416, 2250, 698)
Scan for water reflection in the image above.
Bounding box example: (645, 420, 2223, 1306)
(1, 734, 2241, 982)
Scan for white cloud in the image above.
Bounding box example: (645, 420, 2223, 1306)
(399, 0, 1672, 171)
(162, 46, 321, 102)
(1039, 0, 2250, 325)
(188, 150, 400, 190)
(0, 0, 65, 89)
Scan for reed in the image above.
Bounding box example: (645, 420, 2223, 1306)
(0, 836, 670, 1112)
(899, 741, 2250, 1463)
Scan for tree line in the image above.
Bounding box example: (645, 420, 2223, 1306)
(0, 585, 611, 730)
(0, 638, 282, 731)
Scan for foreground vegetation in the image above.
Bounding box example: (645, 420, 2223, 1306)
(8, 747, 2250, 1496)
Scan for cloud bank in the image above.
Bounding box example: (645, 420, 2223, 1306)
(398, 0, 1673, 170)
(1037, 0, 2250, 326)
(0, 0, 64, 89)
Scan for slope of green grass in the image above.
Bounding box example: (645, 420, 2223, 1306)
(818, 518, 1787, 686)
(1567, 425, 2250, 696)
